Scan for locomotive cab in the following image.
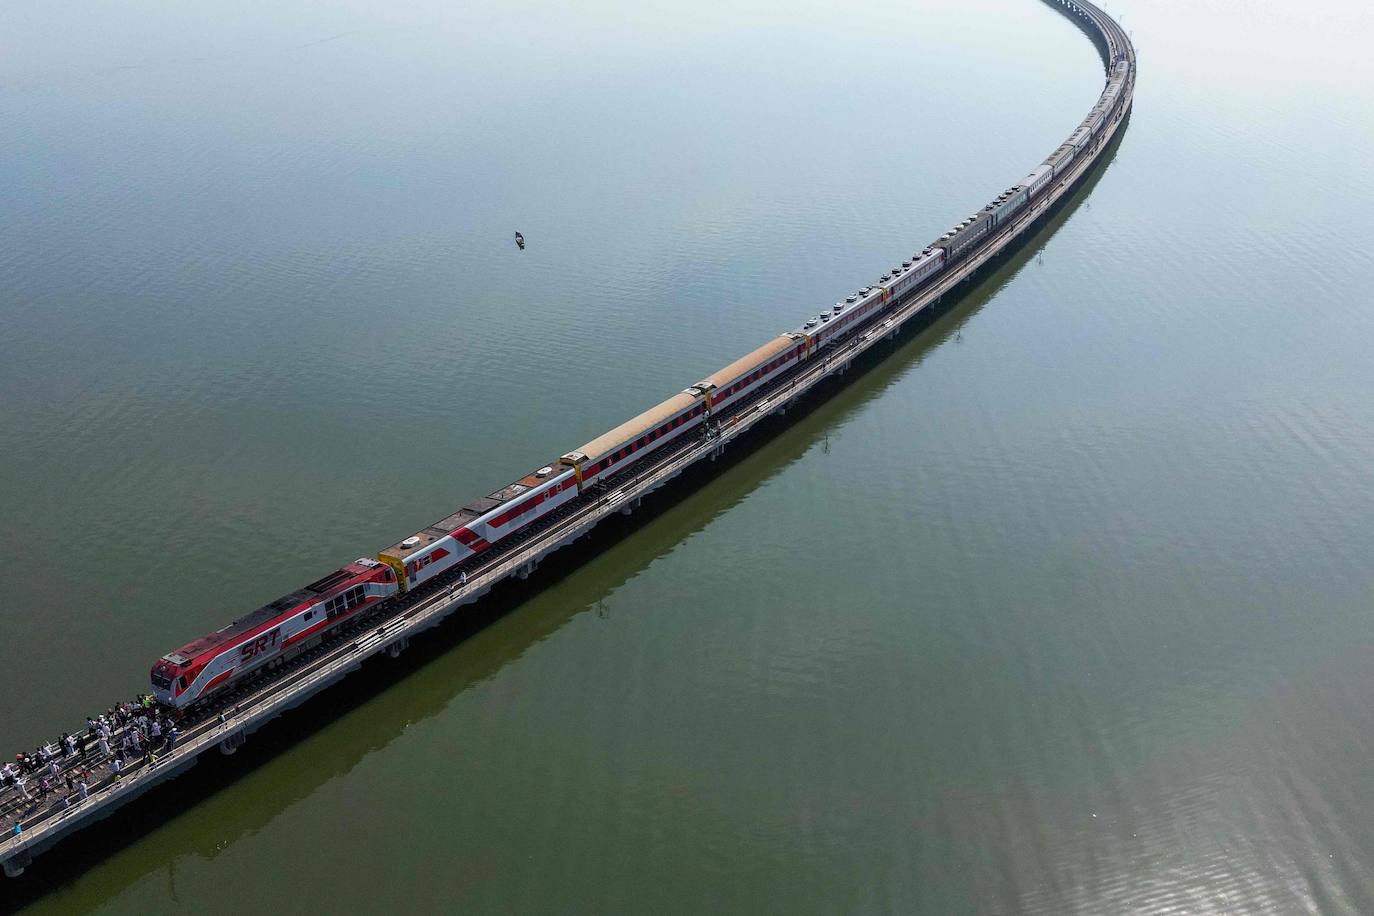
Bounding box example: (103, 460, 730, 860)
(150, 653, 190, 706)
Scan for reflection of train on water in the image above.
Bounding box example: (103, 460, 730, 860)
(151, 35, 1134, 712)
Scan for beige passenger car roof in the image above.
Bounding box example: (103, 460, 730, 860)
(572, 390, 700, 464)
(697, 336, 794, 390)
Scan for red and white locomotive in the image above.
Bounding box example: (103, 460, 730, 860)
(150, 559, 396, 707)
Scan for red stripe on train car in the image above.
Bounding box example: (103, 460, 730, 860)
(200, 667, 237, 697)
(488, 491, 547, 528)
(282, 616, 332, 649)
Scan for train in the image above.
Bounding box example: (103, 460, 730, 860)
(149, 37, 1134, 711)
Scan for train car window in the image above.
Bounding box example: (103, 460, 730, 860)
(304, 611, 314, 621)
(178, 676, 188, 690)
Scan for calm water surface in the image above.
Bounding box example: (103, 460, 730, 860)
(3, 0, 1374, 911)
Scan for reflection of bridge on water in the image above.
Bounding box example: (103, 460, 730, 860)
(0, 0, 1134, 882)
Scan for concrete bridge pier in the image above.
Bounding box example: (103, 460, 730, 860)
(218, 731, 246, 755)
(387, 637, 410, 658)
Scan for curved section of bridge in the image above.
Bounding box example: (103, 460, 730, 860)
(1, 0, 1135, 879)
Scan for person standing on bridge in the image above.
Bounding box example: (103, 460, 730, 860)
(459, 571, 467, 590)
(166, 725, 179, 753)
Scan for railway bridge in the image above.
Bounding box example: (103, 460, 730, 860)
(0, 0, 1134, 880)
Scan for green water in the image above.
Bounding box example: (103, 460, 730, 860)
(3, 0, 1374, 911)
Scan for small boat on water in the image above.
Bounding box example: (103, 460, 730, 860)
(514, 232, 525, 250)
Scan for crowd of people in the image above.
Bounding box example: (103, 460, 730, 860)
(2, 695, 182, 839)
